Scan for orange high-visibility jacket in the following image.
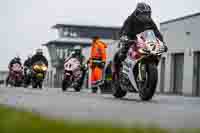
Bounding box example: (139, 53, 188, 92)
(90, 39, 107, 62)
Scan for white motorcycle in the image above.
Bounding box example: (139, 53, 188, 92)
(62, 56, 84, 92)
(112, 30, 167, 101)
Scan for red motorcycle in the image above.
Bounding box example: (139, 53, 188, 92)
(7, 63, 24, 87)
(112, 30, 167, 101)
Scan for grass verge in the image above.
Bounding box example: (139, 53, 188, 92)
(0, 104, 198, 133)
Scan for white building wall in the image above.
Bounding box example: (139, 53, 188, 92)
(161, 15, 200, 49)
(160, 14, 200, 96)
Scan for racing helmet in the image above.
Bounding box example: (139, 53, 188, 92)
(36, 48, 43, 55)
(14, 54, 21, 61)
(72, 45, 82, 55)
(134, 2, 152, 22)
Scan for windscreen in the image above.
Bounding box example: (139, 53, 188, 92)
(141, 30, 157, 43)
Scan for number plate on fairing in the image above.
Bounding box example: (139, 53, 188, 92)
(122, 59, 134, 73)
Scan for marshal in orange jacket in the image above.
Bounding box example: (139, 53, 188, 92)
(89, 37, 108, 90)
(90, 38, 107, 62)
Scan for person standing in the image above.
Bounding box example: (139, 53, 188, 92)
(89, 36, 107, 93)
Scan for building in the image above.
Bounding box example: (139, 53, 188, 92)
(44, 24, 120, 87)
(43, 12, 200, 96)
(158, 12, 200, 96)
(0, 71, 8, 86)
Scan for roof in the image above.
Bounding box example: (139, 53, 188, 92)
(52, 24, 121, 30)
(43, 38, 91, 47)
(161, 12, 200, 25)
(43, 37, 116, 47)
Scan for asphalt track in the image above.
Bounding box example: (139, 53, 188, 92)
(0, 87, 200, 129)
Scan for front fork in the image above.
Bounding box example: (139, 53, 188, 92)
(138, 61, 147, 82)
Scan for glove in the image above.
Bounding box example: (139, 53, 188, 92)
(118, 35, 131, 48)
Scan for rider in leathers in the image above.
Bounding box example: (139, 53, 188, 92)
(23, 55, 32, 86)
(65, 45, 86, 87)
(31, 49, 48, 67)
(6, 56, 22, 86)
(69, 46, 86, 67)
(112, 2, 168, 80)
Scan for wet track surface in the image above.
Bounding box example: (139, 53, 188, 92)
(0, 87, 200, 129)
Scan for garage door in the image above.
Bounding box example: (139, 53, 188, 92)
(193, 52, 200, 96)
(159, 57, 166, 93)
(172, 53, 184, 94)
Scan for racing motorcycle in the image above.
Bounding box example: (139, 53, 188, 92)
(31, 61, 48, 89)
(62, 56, 85, 92)
(112, 30, 166, 101)
(7, 63, 23, 87)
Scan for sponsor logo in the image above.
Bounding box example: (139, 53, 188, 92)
(123, 61, 132, 68)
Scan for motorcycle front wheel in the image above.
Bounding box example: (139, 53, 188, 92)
(74, 85, 81, 92)
(32, 82, 37, 88)
(74, 76, 84, 92)
(62, 80, 70, 92)
(136, 63, 158, 101)
(14, 79, 22, 87)
(38, 82, 43, 89)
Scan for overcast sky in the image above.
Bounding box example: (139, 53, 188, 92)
(0, 0, 200, 70)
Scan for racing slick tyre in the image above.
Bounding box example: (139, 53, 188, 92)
(137, 63, 158, 101)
